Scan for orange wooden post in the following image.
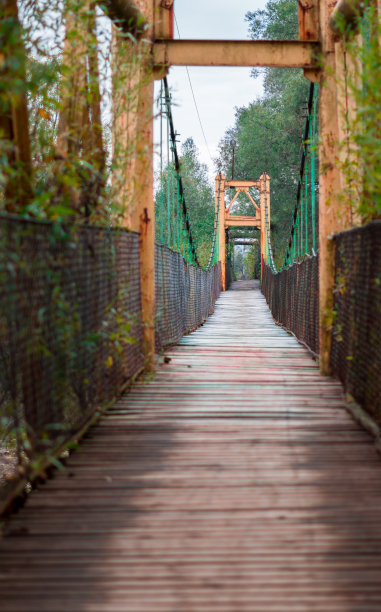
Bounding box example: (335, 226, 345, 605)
(216, 174, 226, 290)
(130, 1, 173, 368)
(122, 1, 172, 368)
(318, 0, 349, 374)
(333, 37, 362, 226)
(133, 77, 155, 369)
(264, 172, 271, 263)
(111, 1, 173, 369)
(260, 173, 265, 281)
(298, 0, 320, 83)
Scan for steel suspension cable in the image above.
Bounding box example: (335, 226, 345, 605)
(310, 91, 317, 253)
(206, 172, 221, 270)
(283, 83, 318, 267)
(159, 81, 164, 244)
(162, 77, 200, 266)
(262, 83, 318, 275)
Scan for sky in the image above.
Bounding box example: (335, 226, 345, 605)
(154, 0, 265, 181)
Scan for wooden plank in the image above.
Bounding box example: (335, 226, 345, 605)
(1, 280, 381, 611)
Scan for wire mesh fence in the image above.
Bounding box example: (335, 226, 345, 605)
(0, 215, 143, 470)
(225, 261, 233, 290)
(330, 221, 381, 422)
(155, 245, 221, 351)
(261, 256, 319, 355)
(0, 219, 221, 488)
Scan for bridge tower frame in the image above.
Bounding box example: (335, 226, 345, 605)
(216, 173, 270, 291)
(3, 0, 362, 374)
(135, 0, 356, 374)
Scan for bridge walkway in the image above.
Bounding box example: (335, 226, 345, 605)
(1, 281, 381, 611)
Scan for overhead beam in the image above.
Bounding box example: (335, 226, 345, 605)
(153, 39, 320, 68)
(225, 180, 261, 189)
(234, 239, 259, 245)
(226, 216, 260, 228)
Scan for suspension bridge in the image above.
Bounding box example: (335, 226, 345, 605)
(0, 0, 381, 610)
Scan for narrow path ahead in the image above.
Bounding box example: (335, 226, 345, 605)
(1, 281, 381, 611)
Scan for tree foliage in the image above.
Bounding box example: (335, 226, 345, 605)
(1, 0, 151, 225)
(245, 0, 298, 41)
(180, 138, 214, 264)
(155, 137, 214, 267)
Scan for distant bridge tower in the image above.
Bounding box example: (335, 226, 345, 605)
(216, 173, 270, 290)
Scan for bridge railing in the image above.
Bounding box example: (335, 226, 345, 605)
(153, 77, 222, 351)
(261, 63, 380, 420)
(261, 82, 320, 355)
(0, 214, 221, 501)
(155, 246, 220, 352)
(0, 216, 143, 476)
(330, 221, 381, 419)
(262, 256, 319, 356)
(262, 222, 381, 421)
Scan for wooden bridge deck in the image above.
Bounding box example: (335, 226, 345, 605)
(1, 280, 381, 611)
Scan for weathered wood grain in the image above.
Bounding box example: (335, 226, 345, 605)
(1, 280, 381, 611)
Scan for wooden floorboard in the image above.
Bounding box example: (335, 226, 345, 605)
(1, 280, 381, 611)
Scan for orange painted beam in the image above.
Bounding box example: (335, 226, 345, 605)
(225, 215, 260, 228)
(153, 39, 320, 68)
(225, 180, 261, 189)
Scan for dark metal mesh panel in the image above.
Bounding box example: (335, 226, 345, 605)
(261, 256, 319, 355)
(330, 221, 381, 422)
(225, 261, 233, 290)
(155, 244, 221, 351)
(0, 215, 143, 458)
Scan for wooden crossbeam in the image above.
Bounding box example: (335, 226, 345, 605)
(225, 215, 260, 228)
(244, 189, 260, 212)
(234, 239, 259, 246)
(153, 39, 320, 68)
(225, 181, 261, 189)
(226, 191, 240, 214)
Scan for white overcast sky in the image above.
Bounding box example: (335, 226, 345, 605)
(154, 0, 265, 180)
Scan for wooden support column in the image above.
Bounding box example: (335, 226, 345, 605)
(260, 173, 265, 281)
(216, 174, 226, 290)
(298, 0, 320, 82)
(334, 39, 362, 226)
(153, 0, 173, 39)
(266, 173, 271, 227)
(318, 0, 348, 374)
(113, 38, 156, 371)
(133, 75, 155, 369)
(111, 1, 167, 370)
